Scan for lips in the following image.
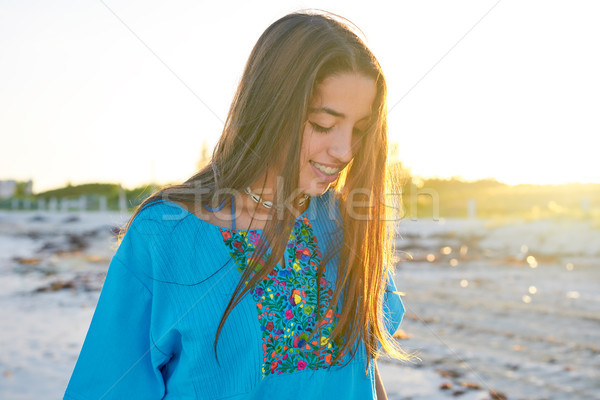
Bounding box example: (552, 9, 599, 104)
(310, 161, 342, 175)
(310, 161, 342, 183)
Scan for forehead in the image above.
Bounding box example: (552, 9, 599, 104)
(310, 73, 377, 120)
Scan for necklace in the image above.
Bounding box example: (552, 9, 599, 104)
(244, 187, 309, 210)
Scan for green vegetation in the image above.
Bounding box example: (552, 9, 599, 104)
(39, 183, 120, 199)
(396, 176, 599, 220)
(2, 175, 598, 220)
(0, 182, 162, 211)
(41, 183, 160, 211)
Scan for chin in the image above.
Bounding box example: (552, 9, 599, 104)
(302, 182, 332, 197)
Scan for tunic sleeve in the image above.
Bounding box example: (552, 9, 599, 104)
(382, 269, 405, 337)
(63, 218, 169, 400)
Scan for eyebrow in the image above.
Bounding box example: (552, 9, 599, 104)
(308, 107, 371, 121)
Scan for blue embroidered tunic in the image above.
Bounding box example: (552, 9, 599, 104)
(63, 189, 405, 399)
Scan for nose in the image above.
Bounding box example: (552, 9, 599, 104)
(328, 125, 355, 163)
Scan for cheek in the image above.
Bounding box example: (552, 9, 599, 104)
(299, 140, 310, 163)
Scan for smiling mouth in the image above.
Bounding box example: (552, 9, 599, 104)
(310, 161, 341, 176)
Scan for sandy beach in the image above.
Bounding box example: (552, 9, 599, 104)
(0, 210, 598, 399)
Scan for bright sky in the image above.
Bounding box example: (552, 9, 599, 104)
(1, 1, 599, 192)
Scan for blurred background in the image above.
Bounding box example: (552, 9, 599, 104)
(1, 1, 599, 399)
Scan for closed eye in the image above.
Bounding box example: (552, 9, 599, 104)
(309, 122, 333, 134)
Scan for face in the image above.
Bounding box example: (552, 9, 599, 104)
(298, 72, 377, 196)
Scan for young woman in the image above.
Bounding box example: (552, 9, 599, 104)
(64, 11, 408, 400)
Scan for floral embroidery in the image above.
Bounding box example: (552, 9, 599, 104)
(219, 216, 342, 378)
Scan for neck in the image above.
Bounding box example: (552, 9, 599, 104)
(243, 187, 309, 215)
(243, 169, 309, 217)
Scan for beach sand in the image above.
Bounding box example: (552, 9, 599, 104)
(0, 211, 598, 399)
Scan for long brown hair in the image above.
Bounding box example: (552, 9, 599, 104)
(120, 10, 409, 372)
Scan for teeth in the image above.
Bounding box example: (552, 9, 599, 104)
(311, 161, 340, 175)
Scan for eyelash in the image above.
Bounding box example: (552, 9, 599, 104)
(310, 122, 332, 134)
(309, 121, 365, 136)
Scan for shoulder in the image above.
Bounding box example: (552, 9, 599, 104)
(121, 199, 207, 243)
(132, 199, 193, 227)
(115, 199, 229, 285)
(115, 200, 200, 262)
